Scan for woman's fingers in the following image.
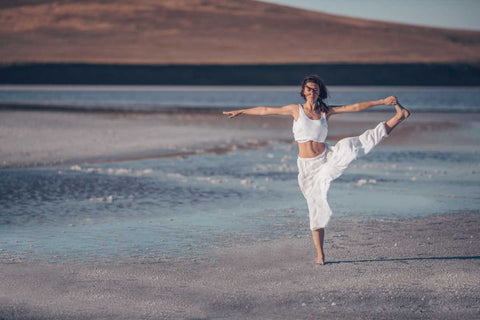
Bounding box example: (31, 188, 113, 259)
(384, 96, 398, 105)
(223, 111, 236, 118)
(224, 110, 242, 118)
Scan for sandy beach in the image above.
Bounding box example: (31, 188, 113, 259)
(1, 212, 478, 319)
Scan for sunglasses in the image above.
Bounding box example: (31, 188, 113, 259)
(305, 86, 319, 93)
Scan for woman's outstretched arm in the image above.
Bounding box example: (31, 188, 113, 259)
(328, 96, 397, 118)
(223, 104, 297, 119)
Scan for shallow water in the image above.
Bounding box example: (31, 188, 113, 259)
(1, 143, 479, 262)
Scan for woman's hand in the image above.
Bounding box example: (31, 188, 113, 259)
(383, 96, 398, 105)
(223, 110, 243, 118)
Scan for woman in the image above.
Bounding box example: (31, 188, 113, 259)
(223, 75, 410, 265)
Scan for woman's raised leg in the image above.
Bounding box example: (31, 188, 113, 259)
(312, 228, 325, 265)
(385, 102, 410, 135)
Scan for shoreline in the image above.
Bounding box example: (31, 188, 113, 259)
(1, 212, 478, 319)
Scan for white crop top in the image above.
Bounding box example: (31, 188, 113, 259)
(293, 104, 328, 143)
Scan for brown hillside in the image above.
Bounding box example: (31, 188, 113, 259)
(0, 0, 479, 64)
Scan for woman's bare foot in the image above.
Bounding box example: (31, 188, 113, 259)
(315, 254, 325, 265)
(385, 102, 411, 134)
(394, 102, 411, 121)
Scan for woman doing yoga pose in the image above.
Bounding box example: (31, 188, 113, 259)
(223, 75, 410, 265)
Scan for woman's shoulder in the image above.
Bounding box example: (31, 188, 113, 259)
(281, 103, 300, 120)
(324, 103, 335, 113)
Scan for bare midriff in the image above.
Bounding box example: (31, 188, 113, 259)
(298, 141, 326, 158)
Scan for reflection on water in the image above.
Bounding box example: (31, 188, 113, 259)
(1, 143, 479, 262)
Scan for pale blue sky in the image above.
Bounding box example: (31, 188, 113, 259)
(260, 0, 480, 31)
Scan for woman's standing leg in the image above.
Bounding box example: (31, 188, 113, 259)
(298, 156, 331, 265)
(312, 228, 325, 265)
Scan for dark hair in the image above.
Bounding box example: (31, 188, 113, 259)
(300, 75, 329, 113)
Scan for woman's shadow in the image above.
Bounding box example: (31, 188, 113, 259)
(326, 255, 480, 265)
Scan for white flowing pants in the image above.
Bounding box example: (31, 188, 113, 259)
(297, 121, 389, 230)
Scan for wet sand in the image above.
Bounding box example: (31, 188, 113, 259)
(0, 212, 478, 319)
(1, 109, 479, 169)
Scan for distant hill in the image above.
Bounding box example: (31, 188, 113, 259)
(0, 0, 479, 64)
